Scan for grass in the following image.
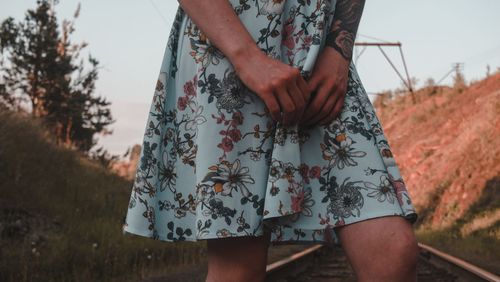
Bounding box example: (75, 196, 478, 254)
(416, 224, 500, 275)
(415, 175, 500, 275)
(0, 109, 314, 281)
(1, 105, 498, 280)
(413, 179, 451, 227)
(0, 109, 207, 281)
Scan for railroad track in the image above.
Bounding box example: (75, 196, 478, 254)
(265, 242, 500, 282)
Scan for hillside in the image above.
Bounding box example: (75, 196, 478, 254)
(0, 108, 311, 281)
(373, 73, 500, 273)
(374, 73, 500, 230)
(0, 109, 207, 281)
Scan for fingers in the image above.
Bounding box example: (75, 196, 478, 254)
(300, 81, 332, 124)
(275, 85, 296, 126)
(255, 64, 312, 126)
(296, 74, 313, 103)
(287, 80, 306, 125)
(286, 68, 308, 126)
(256, 84, 281, 122)
(318, 92, 345, 126)
(305, 71, 321, 95)
(260, 89, 282, 123)
(305, 90, 338, 126)
(273, 67, 308, 127)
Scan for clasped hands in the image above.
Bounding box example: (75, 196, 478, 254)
(233, 45, 350, 128)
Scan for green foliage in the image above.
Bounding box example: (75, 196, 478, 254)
(0, 0, 114, 153)
(413, 179, 451, 228)
(0, 110, 207, 281)
(416, 226, 500, 275)
(88, 145, 121, 169)
(455, 175, 500, 228)
(416, 177, 500, 275)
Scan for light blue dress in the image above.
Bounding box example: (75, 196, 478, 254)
(122, 0, 418, 245)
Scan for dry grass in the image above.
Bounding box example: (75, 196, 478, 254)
(0, 109, 207, 281)
(416, 225, 500, 275)
(0, 109, 314, 281)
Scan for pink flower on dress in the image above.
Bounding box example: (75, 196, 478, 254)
(291, 191, 305, 212)
(231, 111, 244, 126)
(227, 129, 242, 142)
(388, 173, 408, 206)
(309, 166, 322, 179)
(177, 96, 189, 111)
(299, 164, 311, 184)
(183, 81, 195, 97)
(334, 218, 345, 227)
(282, 19, 296, 50)
(218, 137, 234, 153)
(299, 164, 309, 178)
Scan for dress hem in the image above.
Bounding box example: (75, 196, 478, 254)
(122, 210, 418, 245)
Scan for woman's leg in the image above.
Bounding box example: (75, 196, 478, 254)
(335, 215, 419, 282)
(205, 228, 272, 282)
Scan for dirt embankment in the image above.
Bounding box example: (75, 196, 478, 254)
(374, 73, 500, 229)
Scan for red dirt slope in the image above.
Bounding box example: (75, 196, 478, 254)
(375, 73, 500, 229)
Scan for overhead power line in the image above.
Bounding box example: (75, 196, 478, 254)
(357, 33, 391, 44)
(148, 0, 169, 25)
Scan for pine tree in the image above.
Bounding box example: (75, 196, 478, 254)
(0, 0, 114, 153)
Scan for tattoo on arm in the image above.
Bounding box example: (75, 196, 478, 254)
(325, 0, 366, 61)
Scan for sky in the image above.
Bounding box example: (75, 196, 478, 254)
(1, 0, 500, 155)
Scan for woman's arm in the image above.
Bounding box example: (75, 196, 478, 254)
(325, 0, 366, 61)
(177, 0, 312, 126)
(176, 0, 259, 69)
(299, 0, 366, 127)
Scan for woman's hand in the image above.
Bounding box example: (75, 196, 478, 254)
(298, 0, 365, 128)
(177, 0, 311, 126)
(232, 47, 312, 127)
(299, 47, 350, 127)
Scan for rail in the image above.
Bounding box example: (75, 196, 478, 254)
(265, 242, 500, 282)
(418, 242, 500, 282)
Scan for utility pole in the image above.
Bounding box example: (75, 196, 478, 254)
(453, 63, 464, 76)
(437, 62, 464, 85)
(355, 42, 416, 104)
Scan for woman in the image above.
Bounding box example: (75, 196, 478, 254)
(123, 0, 420, 281)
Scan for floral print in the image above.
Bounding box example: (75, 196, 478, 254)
(122, 0, 418, 245)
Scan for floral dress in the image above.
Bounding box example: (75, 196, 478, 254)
(122, 0, 418, 246)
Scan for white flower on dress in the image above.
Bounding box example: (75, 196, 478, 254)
(364, 174, 396, 204)
(322, 133, 367, 169)
(184, 105, 207, 132)
(259, 0, 286, 15)
(211, 159, 255, 197)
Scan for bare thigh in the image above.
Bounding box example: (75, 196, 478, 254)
(334, 215, 419, 282)
(205, 229, 272, 282)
